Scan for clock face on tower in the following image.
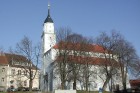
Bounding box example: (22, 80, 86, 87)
(44, 23, 54, 33)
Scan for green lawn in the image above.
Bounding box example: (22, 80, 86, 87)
(0, 92, 37, 93)
(0, 91, 111, 93)
(77, 90, 111, 93)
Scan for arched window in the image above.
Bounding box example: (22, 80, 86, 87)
(1, 68, 5, 72)
(10, 80, 14, 84)
(1, 78, 4, 82)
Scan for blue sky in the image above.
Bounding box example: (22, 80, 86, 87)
(0, 0, 140, 56)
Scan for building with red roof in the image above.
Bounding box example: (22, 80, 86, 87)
(40, 3, 130, 92)
(130, 80, 140, 89)
(0, 52, 40, 91)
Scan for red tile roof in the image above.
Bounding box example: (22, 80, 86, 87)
(55, 55, 118, 66)
(130, 80, 140, 88)
(0, 54, 8, 65)
(53, 42, 107, 53)
(0, 53, 27, 65)
(0, 53, 38, 69)
(5, 53, 27, 64)
(53, 42, 117, 66)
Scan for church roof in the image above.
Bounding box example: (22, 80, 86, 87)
(53, 41, 107, 53)
(55, 55, 119, 66)
(44, 14, 53, 23)
(44, 3, 53, 23)
(53, 42, 118, 66)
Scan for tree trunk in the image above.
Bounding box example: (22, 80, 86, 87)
(123, 67, 127, 91)
(85, 77, 89, 91)
(123, 82, 126, 91)
(29, 79, 32, 91)
(61, 82, 65, 89)
(102, 76, 111, 90)
(73, 81, 76, 90)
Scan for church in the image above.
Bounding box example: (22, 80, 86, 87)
(40, 3, 130, 92)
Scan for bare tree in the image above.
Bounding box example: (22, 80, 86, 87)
(132, 58, 140, 78)
(54, 28, 95, 90)
(14, 36, 41, 91)
(115, 36, 139, 91)
(55, 28, 140, 91)
(54, 27, 73, 89)
(67, 34, 96, 90)
(0, 47, 4, 53)
(96, 31, 139, 92)
(66, 34, 87, 90)
(95, 31, 123, 91)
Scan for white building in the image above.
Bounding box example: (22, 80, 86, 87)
(0, 53, 40, 91)
(40, 3, 130, 92)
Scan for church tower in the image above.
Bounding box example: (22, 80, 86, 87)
(41, 2, 56, 92)
(42, 3, 56, 54)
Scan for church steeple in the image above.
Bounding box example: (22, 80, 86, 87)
(44, 2, 53, 23)
(41, 1, 56, 91)
(42, 1, 56, 53)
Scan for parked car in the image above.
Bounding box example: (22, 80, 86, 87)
(25, 87, 29, 91)
(17, 87, 26, 91)
(32, 88, 40, 91)
(7, 88, 17, 92)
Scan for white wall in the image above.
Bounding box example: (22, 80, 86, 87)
(0, 65, 40, 90)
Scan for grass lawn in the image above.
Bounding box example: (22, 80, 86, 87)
(0, 92, 38, 93)
(0, 91, 111, 93)
(77, 90, 111, 93)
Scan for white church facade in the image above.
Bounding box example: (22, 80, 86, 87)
(40, 3, 130, 92)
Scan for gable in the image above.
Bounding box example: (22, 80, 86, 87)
(0, 54, 8, 65)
